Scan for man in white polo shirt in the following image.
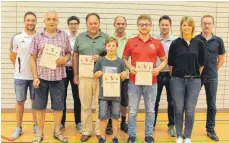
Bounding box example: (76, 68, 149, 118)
(9, 11, 38, 140)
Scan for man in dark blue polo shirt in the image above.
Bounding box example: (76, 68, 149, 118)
(195, 15, 226, 142)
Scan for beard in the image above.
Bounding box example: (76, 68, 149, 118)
(116, 27, 124, 33)
(26, 27, 35, 32)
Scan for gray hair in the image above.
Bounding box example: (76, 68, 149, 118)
(44, 10, 59, 21)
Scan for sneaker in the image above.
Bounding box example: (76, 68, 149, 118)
(76, 122, 82, 132)
(145, 136, 154, 143)
(98, 137, 106, 143)
(168, 126, 177, 137)
(105, 123, 113, 135)
(120, 122, 128, 133)
(127, 136, 136, 143)
(176, 136, 183, 143)
(60, 124, 65, 130)
(207, 130, 219, 141)
(11, 127, 23, 140)
(184, 138, 192, 143)
(33, 124, 38, 133)
(112, 137, 119, 143)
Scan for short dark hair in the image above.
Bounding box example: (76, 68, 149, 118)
(67, 16, 80, 25)
(24, 11, 37, 21)
(86, 13, 100, 23)
(114, 16, 127, 24)
(201, 15, 214, 24)
(159, 15, 172, 25)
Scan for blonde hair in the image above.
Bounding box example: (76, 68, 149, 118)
(180, 16, 195, 38)
(137, 14, 152, 24)
(105, 37, 118, 47)
(44, 10, 59, 21)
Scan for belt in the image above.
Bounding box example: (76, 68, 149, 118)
(159, 71, 170, 76)
(183, 75, 200, 79)
(66, 66, 73, 70)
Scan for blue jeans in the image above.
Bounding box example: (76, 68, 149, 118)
(128, 82, 157, 137)
(170, 77, 201, 138)
(14, 79, 33, 102)
(201, 77, 218, 131)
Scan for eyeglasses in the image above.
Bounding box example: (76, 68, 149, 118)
(202, 22, 213, 26)
(69, 23, 79, 26)
(138, 23, 151, 27)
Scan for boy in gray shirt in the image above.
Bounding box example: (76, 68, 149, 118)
(94, 37, 127, 143)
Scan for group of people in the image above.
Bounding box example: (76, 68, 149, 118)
(9, 10, 225, 143)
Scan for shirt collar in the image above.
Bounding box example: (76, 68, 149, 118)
(67, 32, 78, 38)
(86, 30, 103, 38)
(22, 29, 36, 37)
(39, 28, 61, 35)
(157, 34, 174, 41)
(112, 32, 128, 40)
(199, 32, 216, 40)
(137, 34, 153, 42)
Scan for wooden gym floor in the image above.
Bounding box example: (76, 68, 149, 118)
(1, 112, 229, 143)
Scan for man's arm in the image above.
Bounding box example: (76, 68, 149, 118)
(10, 51, 16, 65)
(73, 52, 79, 84)
(218, 54, 225, 70)
(153, 56, 167, 76)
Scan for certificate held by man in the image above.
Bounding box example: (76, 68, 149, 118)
(135, 62, 153, 85)
(79, 55, 94, 78)
(40, 43, 61, 70)
(103, 73, 120, 97)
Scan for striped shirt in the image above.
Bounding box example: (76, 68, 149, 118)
(29, 28, 72, 81)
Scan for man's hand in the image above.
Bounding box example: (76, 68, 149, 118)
(152, 68, 160, 76)
(120, 71, 128, 81)
(130, 66, 137, 75)
(73, 75, 79, 84)
(33, 78, 40, 88)
(94, 71, 103, 78)
(56, 56, 68, 65)
(92, 55, 100, 62)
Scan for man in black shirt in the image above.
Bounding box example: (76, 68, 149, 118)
(195, 15, 226, 142)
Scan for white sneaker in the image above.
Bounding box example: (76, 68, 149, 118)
(176, 136, 183, 143)
(11, 127, 23, 140)
(184, 138, 191, 143)
(33, 124, 38, 133)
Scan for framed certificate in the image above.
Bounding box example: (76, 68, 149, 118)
(40, 43, 61, 70)
(135, 62, 153, 85)
(79, 55, 94, 78)
(103, 73, 120, 97)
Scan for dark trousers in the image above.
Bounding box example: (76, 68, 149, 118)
(201, 77, 218, 131)
(154, 72, 175, 127)
(61, 67, 81, 125)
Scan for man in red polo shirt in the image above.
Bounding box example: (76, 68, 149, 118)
(122, 14, 167, 143)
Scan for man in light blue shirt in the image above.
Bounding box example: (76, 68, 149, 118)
(154, 15, 177, 137)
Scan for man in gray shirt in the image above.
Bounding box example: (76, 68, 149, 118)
(154, 15, 176, 137)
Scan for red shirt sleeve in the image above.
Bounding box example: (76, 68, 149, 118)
(157, 41, 166, 57)
(123, 39, 131, 57)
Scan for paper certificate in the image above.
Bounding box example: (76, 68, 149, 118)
(103, 73, 120, 97)
(40, 43, 61, 70)
(135, 62, 153, 85)
(79, 55, 94, 78)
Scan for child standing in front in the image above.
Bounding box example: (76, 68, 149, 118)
(94, 37, 128, 143)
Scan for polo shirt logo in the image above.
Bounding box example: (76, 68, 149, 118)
(149, 44, 155, 50)
(134, 44, 138, 48)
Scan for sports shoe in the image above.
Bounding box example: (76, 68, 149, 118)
(145, 136, 154, 143)
(11, 127, 23, 140)
(176, 136, 183, 143)
(33, 124, 38, 133)
(184, 138, 192, 143)
(168, 125, 176, 137)
(127, 136, 136, 143)
(76, 122, 82, 132)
